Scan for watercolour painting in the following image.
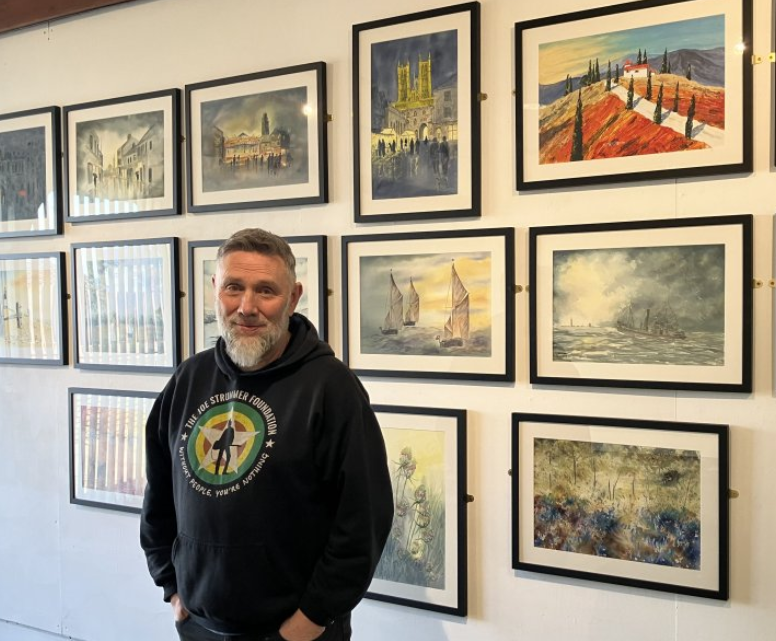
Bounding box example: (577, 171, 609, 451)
(64, 89, 180, 221)
(353, 2, 480, 221)
(368, 405, 467, 615)
(72, 238, 179, 373)
(188, 236, 327, 355)
(186, 63, 327, 212)
(69, 388, 156, 513)
(0, 107, 62, 238)
(343, 228, 514, 382)
(512, 413, 729, 599)
(530, 215, 752, 391)
(516, 0, 752, 189)
(0, 252, 66, 365)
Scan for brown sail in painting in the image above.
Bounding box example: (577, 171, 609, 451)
(440, 261, 469, 347)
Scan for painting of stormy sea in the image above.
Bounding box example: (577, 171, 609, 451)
(553, 243, 725, 366)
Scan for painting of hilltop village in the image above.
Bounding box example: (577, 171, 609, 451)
(517, 0, 750, 188)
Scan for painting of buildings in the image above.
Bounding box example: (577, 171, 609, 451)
(370, 29, 459, 199)
(0, 126, 46, 223)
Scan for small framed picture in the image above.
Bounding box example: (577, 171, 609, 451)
(343, 227, 514, 382)
(515, 0, 753, 190)
(368, 405, 468, 616)
(352, 2, 481, 222)
(71, 237, 180, 373)
(0, 106, 62, 238)
(0, 252, 66, 365)
(512, 412, 729, 600)
(63, 88, 181, 222)
(69, 387, 157, 513)
(186, 62, 328, 212)
(530, 214, 753, 392)
(188, 235, 328, 355)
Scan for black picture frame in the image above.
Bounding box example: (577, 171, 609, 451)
(0, 251, 67, 365)
(367, 405, 468, 616)
(512, 412, 729, 600)
(515, 0, 753, 190)
(530, 214, 753, 392)
(63, 88, 181, 222)
(0, 106, 62, 238)
(185, 62, 328, 213)
(69, 387, 158, 514)
(352, 2, 481, 222)
(342, 227, 514, 382)
(71, 237, 180, 373)
(187, 235, 329, 356)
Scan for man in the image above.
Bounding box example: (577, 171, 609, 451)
(141, 229, 394, 641)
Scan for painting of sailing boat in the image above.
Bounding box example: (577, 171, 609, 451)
(516, 0, 751, 189)
(531, 215, 753, 392)
(368, 405, 467, 615)
(343, 228, 514, 382)
(512, 413, 729, 599)
(360, 253, 490, 357)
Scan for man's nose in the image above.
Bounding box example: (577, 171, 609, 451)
(238, 290, 259, 315)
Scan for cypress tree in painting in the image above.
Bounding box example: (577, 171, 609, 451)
(571, 90, 584, 162)
(606, 60, 612, 91)
(595, 58, 600, 82)
(564, 74, 572, 96)
(626, 76, 635, 109)
(686, 64, 692, 81)
(615, 63, 620, 84)
(653, 83, 664, 124)
(673, 82, 680, 112)
(646, 68, 652, 101)
(637, 49, 642, 64)
(661, 48, 668, 73)
(685, 94, 696, 138)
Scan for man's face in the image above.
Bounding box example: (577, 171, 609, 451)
(212, 250, 302, 371)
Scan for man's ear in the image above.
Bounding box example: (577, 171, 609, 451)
(287, 282, 303, 315)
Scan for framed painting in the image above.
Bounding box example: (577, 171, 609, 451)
(368, 405, 468, 616)
(530, 215, 752, 392)
(343, 227, 514, 382)
(515, 0, 753, 190)
(63, 88, 180, 221)
(0, 252, 66, 365)
(512, 412, 729, 599)
(71, 237, 180, 373)
(0, 106, 62, 238)
(352, 2, 481, 222)
(188, 235, 329, 355)
(186, 62, 328, 212)
(69, 387, 157, 513)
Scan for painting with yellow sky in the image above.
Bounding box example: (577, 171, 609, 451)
(359, 251, 492, 357)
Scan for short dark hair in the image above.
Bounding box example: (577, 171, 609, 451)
(217, 228, 296, 282)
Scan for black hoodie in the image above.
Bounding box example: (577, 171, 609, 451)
(140, 315, 393, 635)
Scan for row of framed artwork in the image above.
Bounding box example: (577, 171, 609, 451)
(0, 0, 755, 236)
(0, 213, 754, 392)
(68, 388, 730, 611)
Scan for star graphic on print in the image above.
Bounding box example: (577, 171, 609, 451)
(266, 439, 275, 448)
(181, 433, 188, 441)
(197, 423, 259, 474)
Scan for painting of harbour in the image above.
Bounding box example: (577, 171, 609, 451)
(533, 436, 701, 569)
(359, 251, 491, 357)
(538, 14, 725, 164)
(370, 29, 459, 199)
(553, 243, 725, 366)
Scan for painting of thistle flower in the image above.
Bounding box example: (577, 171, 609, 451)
(369, 406, 467, 615)
(513, 413, 729, 600)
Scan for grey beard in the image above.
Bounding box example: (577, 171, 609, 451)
(217, 313, 287, 371)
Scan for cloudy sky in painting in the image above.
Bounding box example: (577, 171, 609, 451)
(552, 244, 725, 331)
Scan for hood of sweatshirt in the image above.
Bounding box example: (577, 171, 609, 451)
(213, 313, 333, 380)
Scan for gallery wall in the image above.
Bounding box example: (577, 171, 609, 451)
(1, 0, 775, 639)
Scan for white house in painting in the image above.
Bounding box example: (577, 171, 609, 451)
(623, 60, 651, 77)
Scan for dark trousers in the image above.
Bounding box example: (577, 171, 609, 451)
(176, 614, 352, 641)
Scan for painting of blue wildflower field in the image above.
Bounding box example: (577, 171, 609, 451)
(533, 438, 701, 569)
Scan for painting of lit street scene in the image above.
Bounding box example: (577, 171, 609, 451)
(370, 29, 459, 199)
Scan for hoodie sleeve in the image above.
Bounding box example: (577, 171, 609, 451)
(139, 377, 179, 602)
(298, 370, 394, 625)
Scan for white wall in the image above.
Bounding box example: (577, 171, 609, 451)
(0, 0, 774, 639)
